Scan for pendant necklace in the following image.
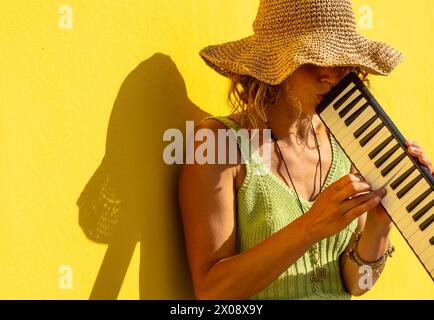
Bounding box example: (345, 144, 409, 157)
(269, 119, 327, 281)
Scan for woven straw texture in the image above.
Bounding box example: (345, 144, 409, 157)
(200, 0, 404, 85)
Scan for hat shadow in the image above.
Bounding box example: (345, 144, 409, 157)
(76, 53, 209, 299)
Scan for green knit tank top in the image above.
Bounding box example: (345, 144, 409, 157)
(205, 115, 358, 300)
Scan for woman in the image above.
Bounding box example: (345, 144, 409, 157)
(178, 0, 433, 299)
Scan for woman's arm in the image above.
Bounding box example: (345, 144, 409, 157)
(340, 165, 392, 296)
(178, 120, 315, 299)
(179, 120, 385, 299)
(339, 212, 392, 296)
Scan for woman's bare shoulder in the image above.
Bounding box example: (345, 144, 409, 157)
(196, 116, 235, 132)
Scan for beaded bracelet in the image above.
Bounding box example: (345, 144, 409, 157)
(347, 231, 395, 277)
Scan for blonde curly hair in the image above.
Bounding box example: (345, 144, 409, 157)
(227, 67, 370, 130)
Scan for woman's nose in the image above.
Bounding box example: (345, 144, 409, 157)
(319, 67, 350, 87)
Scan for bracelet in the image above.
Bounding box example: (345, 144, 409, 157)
(347, 231, 395, 277)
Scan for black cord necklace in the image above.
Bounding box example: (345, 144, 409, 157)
(269, 119, 326, 281)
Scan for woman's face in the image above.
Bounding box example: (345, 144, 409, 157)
(281, 64, 353, 113)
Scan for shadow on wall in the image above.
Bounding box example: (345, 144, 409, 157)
(76, 53, 209, 299)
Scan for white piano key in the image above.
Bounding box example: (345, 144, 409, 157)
(411, 234, 431, 258)
(321, 101, 357, 128)
(371, 159, 409, 189)
(419, 244, 434, 267)
(357, 144, 401, 179)
(381, 184, 403, 217)
(319, 83, 356, 122)
(363, 149, 404, 189)
(387, 163, 417, 191)
(359, 164, 386, 190)
(413, 240, 433, 262)
(357, 154, 401, 189)
(400, 215, 421, 239)
(407, 213, 434, 254)
(332, 107, 377, 140)
(388, 180, 428, 222)
(346, 127, 391, 165)
(406, 190, 433, 216)
(321, 104, 339, 125)
(355, 142, 396, 174)
(415, 240, 431, 257)
(346, 144, 400, 187)
(391, 178, 428, 214)
(340, 117, 383, 151)
(334, 96, 369, 128)
(375, 160, 415, 213)
(393, 172, 427, 201)
(325, 92, 363, 128)
(329, 104, 373, 137)
(336, 90, 363, 111)
(425, 253, 434, 272)
(392, 168, 424, 193)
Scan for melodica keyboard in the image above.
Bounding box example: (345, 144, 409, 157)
(316, 72, 434, 281)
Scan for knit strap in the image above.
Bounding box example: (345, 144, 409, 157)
(202, 116, 267, 175)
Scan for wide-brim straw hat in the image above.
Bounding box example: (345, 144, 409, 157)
(200, 0, 405, 85)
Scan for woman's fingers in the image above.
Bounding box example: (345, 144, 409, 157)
(332, 173, 365, 192)
(339, 188, 385, 216)
(406, 139, 434, 173)
(333, 176, 372, 203)
(308, 176, 385, 240)
(419, 154, 434, 173)
(336, 181, 373, 203)
(342, 190, 385, 223)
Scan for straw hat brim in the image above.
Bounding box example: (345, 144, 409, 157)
(200, 31, 405, 85)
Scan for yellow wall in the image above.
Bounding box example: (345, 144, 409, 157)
(0, 0, 432, 299)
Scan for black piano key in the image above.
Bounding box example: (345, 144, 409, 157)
(397, 174, 423, 199)
(334, 86, 358, 110)
(390, 166, 416, 190)
(419, 213, 434, 231)
(368, 135, 393, 160)
(407, 188, 432, 213)
(430, 236, 434, 245)
(344, 102, 369, 126)
(359, 122, 385, 147)
(374, 144, 400, 168)
(381, 153, 406, 176)
(413, 199, 434, 222)
(354, 115, 378, 139)
(338, 94, 363, 118)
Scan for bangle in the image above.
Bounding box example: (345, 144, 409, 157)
(347, 231, 395, 277)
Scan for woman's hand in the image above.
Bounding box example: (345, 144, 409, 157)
(406, 139, 434, 174)
(303, 173, 387, 244)
(365, 139, 433, 233)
